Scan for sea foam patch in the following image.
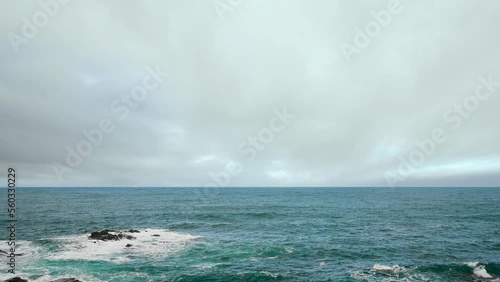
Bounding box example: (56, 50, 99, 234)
(47, 228, 201, 262)
(370, 264, 406, 274)
(0, 240, 41, 272)
(464, 262, 498, 280)
(350, 264, 432, 282)
(465, 262, 495, 279)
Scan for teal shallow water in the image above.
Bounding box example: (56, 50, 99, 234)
(0, 187, 499, 281)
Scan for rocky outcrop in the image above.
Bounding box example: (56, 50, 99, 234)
(126, 244, 133, 247)
(128, 229, 140, 233)
(1, 277, 82, 282)
(4, 277, 28, 282)
(88, 230, 136, 241)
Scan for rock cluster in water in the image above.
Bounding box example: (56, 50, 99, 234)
(88, 229, 138, 241)
(2, 230, 146, 282)
(3, 278, 81, 282)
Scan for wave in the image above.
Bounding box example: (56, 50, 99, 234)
(0, 229, 202, 281)
(169, 271, 284, 281)
(418, 262, 500, 277)
(1, 229, 201, 264)
(350, 262, 500, 282)
(466, 262, 496, 279)
(370, 264, 406, 274)
(47, 228, 201, 262)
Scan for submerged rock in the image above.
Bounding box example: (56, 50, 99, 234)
(152, 234, 160, 237)
(88, 229, 136, 241)
(5, 277, 28, 282)
(126, 244, 133, 247)
(128, 229, 140, 233)
(88, 229, 119, 241)
(0, 278, 81, 282)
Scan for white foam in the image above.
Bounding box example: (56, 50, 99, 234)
(0, 240, 42, 277)
(371, 264, 393, 272)
(48, 228, 201, 262)
(370, 264, 406, 274)
(473, 265, 493, 279)
(260, 271, 278, 278)
(351, 265, 431, 282)
(465, 261, 479, 267)
(465, 262, 495, 279)
(195, 263, 220, 269)
(0, 240, 40, 258)
(349, 271, 372, 281)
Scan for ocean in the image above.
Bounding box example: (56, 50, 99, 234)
(0, 187, 498, 281)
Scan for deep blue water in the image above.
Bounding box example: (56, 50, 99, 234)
(0, 187, 499, 281)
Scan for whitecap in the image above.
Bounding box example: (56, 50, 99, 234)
(260, 271, 277, 278)
(195, 263, 220, 269)
(465, 261, 479, 268)
(371, 264, 394, 272)
(0, 240, 43, 277)
(473, 265, 493, 279)
(370, 264, 406, 274)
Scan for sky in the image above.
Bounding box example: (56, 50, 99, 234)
(1, 0, 499, 187)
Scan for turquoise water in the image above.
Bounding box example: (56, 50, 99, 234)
(1, 187, 499, 281)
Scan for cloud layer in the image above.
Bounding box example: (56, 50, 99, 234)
(1, 0, 499, 187)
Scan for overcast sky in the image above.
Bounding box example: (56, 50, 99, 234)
(1, 0, 499, 187)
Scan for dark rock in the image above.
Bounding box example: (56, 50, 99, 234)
(5, 277, 28, 282)
(126, 244, 133, 247)
(88, 229, 120, 241)
(128, 229, 140, 233)
(88, 230, 136, 241)
(124, 235, 136, 240)
(50, 279, 82, 282)
(152, 234, 160, 237)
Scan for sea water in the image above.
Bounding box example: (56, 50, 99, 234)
(0, 187, 498, 281)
